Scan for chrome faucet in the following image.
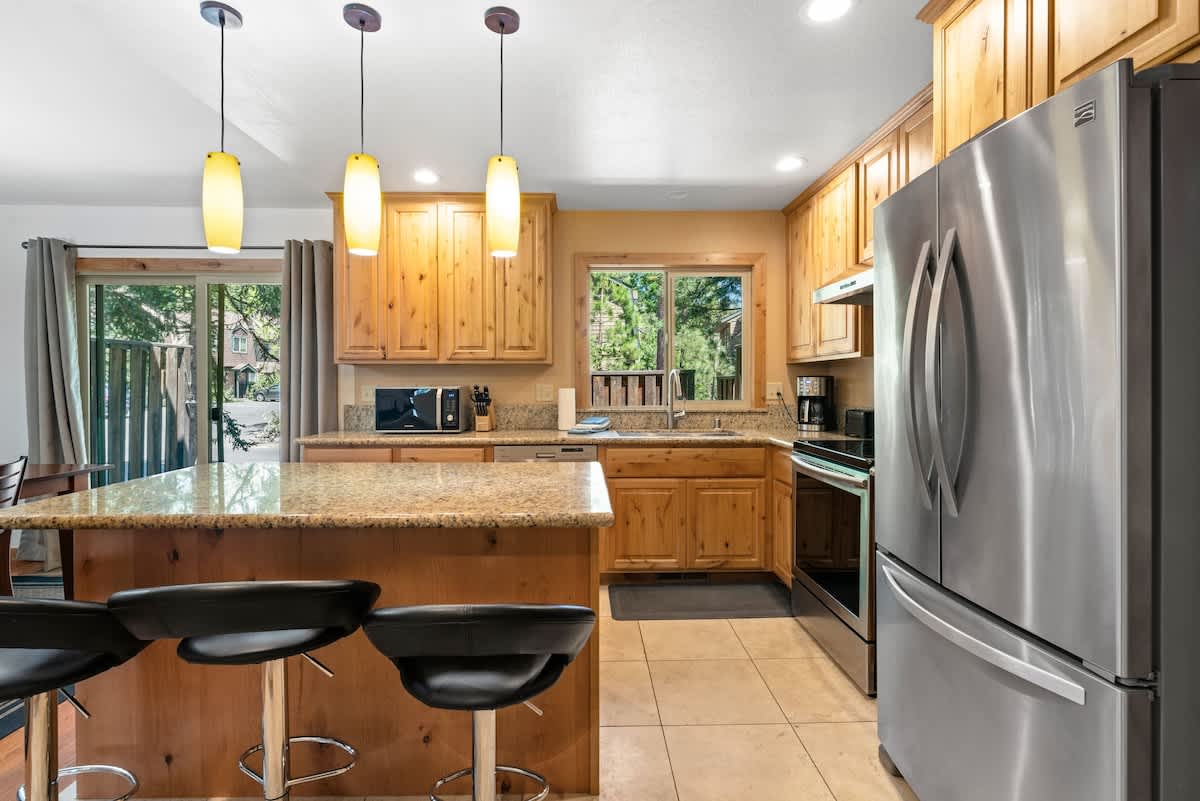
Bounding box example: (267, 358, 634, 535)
(666, 369, 686, 429)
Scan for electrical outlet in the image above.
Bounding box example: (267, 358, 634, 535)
(766, 382, 784, 399)
(535, 384, 554, 402)
(359, 384, 374, 402)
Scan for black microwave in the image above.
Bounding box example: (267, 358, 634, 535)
(375, 387, 467, 433)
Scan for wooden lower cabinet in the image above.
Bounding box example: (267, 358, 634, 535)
(604, 479, 688, 571)
(394, 447, 488, 463)
(602, 476, 766, 572)
(301, 447, 393, 463)
(771, 478, 794, 584)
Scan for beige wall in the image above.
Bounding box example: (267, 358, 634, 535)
(349, 209, 793, 410)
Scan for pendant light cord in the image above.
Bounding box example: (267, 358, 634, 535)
(498, 21, 505, 155)
(219, 12, 226, 152)
(359, 24, 365, 153)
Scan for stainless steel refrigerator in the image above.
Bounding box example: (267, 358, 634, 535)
(872, 60, 1200, 801)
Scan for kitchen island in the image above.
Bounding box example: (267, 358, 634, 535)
(0, 461, 612, 798)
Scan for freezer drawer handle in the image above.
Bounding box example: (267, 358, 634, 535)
(881, 564, 1086, 705)
(902, 239, 936, 510)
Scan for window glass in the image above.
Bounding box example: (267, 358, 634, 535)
(673, 275, 745, 401)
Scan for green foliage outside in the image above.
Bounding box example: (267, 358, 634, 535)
(588, 270, 744, 401)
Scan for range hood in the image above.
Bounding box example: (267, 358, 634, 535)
(812, 268, 874, 305)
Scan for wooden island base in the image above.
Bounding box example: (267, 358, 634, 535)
(71, 526, 600, 798)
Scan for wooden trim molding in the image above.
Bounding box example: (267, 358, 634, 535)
(327, 190, 559, 213)
(76, 258, 282, 274)
(917, 0, 958, 23)
(782, 83, 934, 216)
(573, 252, 768, 411)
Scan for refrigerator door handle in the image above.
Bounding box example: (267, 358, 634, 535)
(925, 227, 968, 517)
(880, 564, 1087, 705)
(902, 239, 936, 510)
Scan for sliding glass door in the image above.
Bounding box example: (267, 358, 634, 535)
(82, 272, 282, 482)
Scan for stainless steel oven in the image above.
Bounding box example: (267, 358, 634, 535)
(791, 439, 875, 695)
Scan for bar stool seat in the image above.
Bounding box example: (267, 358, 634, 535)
(0, 599, 147, 801)
(109, 580, 380, 801)
(365, 604, 595, 801)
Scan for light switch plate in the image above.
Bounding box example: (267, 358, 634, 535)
(535, 384, 554, 402)
(766, 381, 784, 399)
(359, 385, 374, 402)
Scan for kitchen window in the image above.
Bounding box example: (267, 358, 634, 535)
(578, 256, 763, 409)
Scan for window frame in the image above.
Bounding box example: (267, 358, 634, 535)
(574, 253, 766, 411)
(230, 331, 250, 354)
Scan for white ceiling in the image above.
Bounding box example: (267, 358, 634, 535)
(0, 0, 931, 210)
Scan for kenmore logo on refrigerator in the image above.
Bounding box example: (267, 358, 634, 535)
(1074, 100, 1096, 127)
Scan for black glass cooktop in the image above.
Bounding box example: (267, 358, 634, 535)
(793, 438, 874, 471)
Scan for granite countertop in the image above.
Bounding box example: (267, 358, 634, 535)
(296, 428, 856, 450)
(0, 462, 615, 531)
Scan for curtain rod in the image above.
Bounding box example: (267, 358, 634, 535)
(20, 241, 285, 251)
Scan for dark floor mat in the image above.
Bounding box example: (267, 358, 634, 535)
(609, 581, 793, 620)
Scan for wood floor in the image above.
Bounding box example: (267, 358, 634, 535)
(0, 701, 74, 800)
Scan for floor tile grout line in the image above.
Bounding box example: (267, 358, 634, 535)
(636, 619, 682, 801)
(791, 723, 841, 801)
(739, 632, 803, 730)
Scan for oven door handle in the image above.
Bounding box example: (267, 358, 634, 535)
(791, 455, 869, 491)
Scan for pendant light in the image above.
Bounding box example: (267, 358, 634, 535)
(342, 4, 383, 256)
(199, 2, 244, 255)
(484, 7, 521, 259)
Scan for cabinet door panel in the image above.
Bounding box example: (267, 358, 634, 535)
(333, 200, 386, 361)
(439, 202, 496, 361)
(302, 447, 392, 463)
(816, 166, 858, 284)
(934, 0, 1029, 158)
(496, 200, 551, 361)
(394, 447, 488, 463)
(772, 479, 795, 584)
(898, 101, 935, 187)
(857, 134, 898, 265)
(384, 201, 440, 361)
(786, 204, 817, 361)
(687, 479, 766, 570)
(605, 479, 687, 571)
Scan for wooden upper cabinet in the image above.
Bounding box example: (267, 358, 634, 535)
(332, 201, 386, 361)
(384, 200, 440, 361)
(897, 100, 935, 187)
(786, 203, 816, 361)
(815, 165, 858, 285)
(496, 198, 552, 361)
(1043, 0, 1200, 95)
(438, 202, 496, 361)
(331, 192, 555, 364)
(932, 0, 1030, 159)
(856, 134, 898, 265)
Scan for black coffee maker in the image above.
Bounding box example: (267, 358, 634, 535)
(796, 376, 834, 431)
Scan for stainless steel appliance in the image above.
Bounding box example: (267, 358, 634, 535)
(375, 387, 467, 433)
(492, 445, 598, 462)
(870, 60, 1200, 801)
(791, 438, 874, 694)
(795, 376, 833, 432)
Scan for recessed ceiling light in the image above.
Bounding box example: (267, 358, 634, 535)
(775, 155, 807, 172)
(805, 0, 854, 23)
(413, 168, 439, 185)
(665, 189, 689, 201)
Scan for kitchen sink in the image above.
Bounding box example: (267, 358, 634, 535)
(613, 430, 741, 437)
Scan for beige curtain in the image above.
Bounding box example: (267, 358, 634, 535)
(22, 237, 87, 566)
(280, 240, 337, 461)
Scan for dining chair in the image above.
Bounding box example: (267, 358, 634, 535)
(1, 456, 29, 595)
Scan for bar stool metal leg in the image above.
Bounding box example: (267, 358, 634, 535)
(24, 692, 58, 801)
(430, 710, 549, 801)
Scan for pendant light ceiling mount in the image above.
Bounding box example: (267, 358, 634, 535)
(484, 6, 520, 35)
(342, 3, 382, 33)
(199, 1, 243, 29)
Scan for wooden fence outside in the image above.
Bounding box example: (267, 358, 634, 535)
(91, 339, 196, 485)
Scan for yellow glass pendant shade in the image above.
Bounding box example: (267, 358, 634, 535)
(485, 154, 521, 258)
(202, 151, 243, 255)
(343, 152, 382, 256)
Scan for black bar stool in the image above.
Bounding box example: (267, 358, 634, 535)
(0, 598, 146, 801)
(108, 580, 380, 801)
(364, 604, 595, 801)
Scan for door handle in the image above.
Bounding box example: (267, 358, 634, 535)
(881, 564, 1086, 705)
(924, 227, 965, 517)
(791, 455, 868, 491)
(902, 240, 936, 510)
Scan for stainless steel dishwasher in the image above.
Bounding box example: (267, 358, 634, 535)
(492, 445, 598, 462)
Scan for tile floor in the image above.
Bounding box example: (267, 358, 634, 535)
(596, 585, 919, 801)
